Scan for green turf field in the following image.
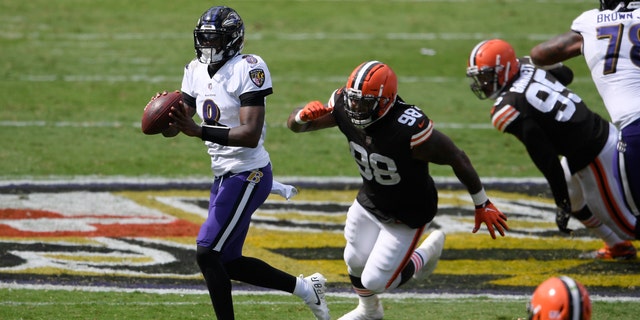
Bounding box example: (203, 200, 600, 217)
(1, 289, 638, 320)
(2, 0, 639, 319)
(1, 0, 608, 179)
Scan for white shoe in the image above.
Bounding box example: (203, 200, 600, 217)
(413, 230, 445, 281)
(337, 299, 383, 320)
(303, 273, 330, 320)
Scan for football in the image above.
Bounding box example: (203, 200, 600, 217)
(141, 90, 182, 135)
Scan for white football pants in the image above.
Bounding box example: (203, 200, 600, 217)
(343, 199, 427, 293)
(563, 123, 638, 240)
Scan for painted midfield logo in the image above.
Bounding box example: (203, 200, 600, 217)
(0, 188, 637, 296)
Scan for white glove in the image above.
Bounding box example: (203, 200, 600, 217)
(271, 180, 298, 200)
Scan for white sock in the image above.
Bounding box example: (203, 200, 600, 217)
(346, 287, 381, 315)
(579, 214, 624, 247)
(589, 224, 624, 247)
(357, 292, 379, 308)
(293, 276, 309, 300)
(411, 250, 426, 275)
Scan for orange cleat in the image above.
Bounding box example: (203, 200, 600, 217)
(580, 241, 637, 260)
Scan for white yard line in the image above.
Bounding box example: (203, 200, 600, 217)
(0, 282, 634, 302)
(0, 120, 495, 129)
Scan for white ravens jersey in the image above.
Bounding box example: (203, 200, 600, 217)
(571, 8, 640, 128)
(181, 54, 271, 176)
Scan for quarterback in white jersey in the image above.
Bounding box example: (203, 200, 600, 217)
(181, 53, 271, 176)
(531, 1, 640, 250)
(160, 6, 329, 320)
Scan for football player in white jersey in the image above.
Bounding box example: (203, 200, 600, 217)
(468, 39, 637, 261)
(288, 61, 509, 320)
(530, 0, 640, 258)
(160, 6, 329, 320)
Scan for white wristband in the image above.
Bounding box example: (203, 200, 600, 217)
(294, 111, 307, 125)
(470, 188, 489, 206)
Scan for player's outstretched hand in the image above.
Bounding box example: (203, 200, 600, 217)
(473, 200, 509, 239)
(295, 101, 333, 123)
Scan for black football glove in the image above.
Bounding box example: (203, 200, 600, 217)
(548, 65, 574, 86)
(555, 208, 573, 234)
(554, 197, 573, 234)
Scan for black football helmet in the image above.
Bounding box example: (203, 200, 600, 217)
(194, 6, 244, 65)
(599, 0, 640, 10)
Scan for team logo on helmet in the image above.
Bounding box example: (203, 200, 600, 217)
(193, 6, 245, 66)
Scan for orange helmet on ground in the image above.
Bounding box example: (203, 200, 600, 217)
(466, 39, 519, 100)
(527, 276, 592, 320)
(344, 61, 398, 128)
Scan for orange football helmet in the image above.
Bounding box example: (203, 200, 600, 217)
(466, 39, 519, 100)
(527, 276, 592, 320)
(344, 61, 398, 128)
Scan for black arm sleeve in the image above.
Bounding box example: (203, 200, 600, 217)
(548, 65, 574, 87)
(181, 92, 196, 108)
(239, 88, 273, 106)
(507, 119, 570, 209)
(521, 56, 573, 86)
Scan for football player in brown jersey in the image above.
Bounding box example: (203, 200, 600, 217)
(467, 39, 637, 260)
(288, 60, 509, 320)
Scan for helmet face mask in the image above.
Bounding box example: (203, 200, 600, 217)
(194, 31, 226, 64)
(345, 88, 388, 126)
(344, 61, 397, 128)
(194, 6, 244, 65)
(466, 39, 518, 100)
(466, 65, 501, 100)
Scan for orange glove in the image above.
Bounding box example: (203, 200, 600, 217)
(473, 200, 509, 239)
(295, 101, 333, 124)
